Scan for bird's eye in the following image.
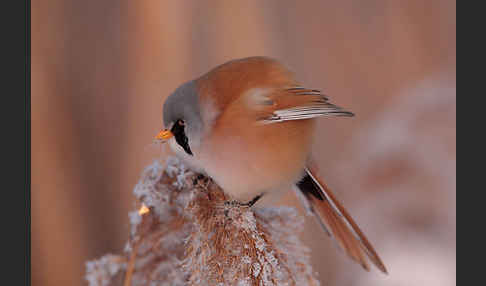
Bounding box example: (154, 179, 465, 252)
(178, 120, 185, 126)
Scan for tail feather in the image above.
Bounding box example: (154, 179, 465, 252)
(296, 164, 388, 274)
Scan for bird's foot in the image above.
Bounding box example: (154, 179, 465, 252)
(192, 173, 213, 201)
(192, 173, 211, 188)
(224, 194, 264, 208)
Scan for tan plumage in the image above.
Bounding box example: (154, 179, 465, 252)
(303, 160, 388, 273)
(193, 57, 318, 202)
(159, 56, 387, 274)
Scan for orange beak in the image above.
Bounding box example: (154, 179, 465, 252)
(155, 129, 174, 141)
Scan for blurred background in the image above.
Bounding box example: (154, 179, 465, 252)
(32, 1, 456, 285)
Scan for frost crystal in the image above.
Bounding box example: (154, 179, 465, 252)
(85, 157, 319, 286)
(85, 254, 126, 286)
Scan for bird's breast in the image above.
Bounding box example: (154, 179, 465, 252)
(197, 117, 316, 201)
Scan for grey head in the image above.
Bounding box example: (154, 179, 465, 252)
(163, 80, 203, 155)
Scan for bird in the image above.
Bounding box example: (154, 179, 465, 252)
(155, 56, 387, 274)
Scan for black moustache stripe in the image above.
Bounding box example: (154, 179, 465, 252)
(171, 120, 193, 156)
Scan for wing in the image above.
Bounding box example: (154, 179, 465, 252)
(254, 86, 354, 123)
(295, 161, 388, 274)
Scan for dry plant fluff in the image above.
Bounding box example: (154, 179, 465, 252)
(85, 157, 320, 286)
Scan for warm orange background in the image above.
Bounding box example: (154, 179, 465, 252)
(32, 1, 456, 285)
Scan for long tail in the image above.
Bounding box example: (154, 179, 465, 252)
(295, 163, 388, 274)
